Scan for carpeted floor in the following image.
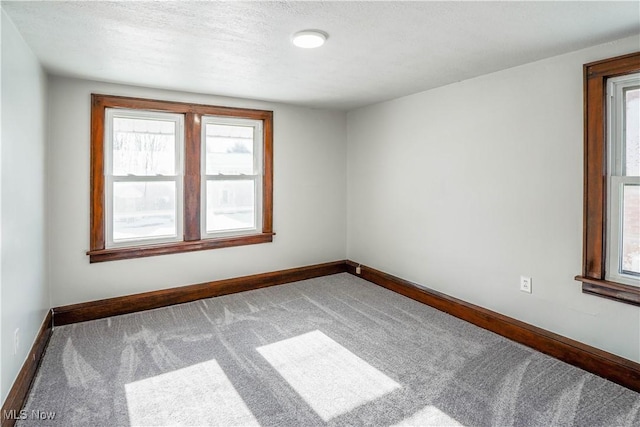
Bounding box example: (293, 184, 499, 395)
(17, 273, 640, 426)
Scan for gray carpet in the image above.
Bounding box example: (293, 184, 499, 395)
(17, 273, 640, 426)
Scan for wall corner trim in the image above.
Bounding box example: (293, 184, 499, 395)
(345, 260, 640, 392)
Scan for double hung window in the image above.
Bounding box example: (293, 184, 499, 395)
(88, 95, 274, 263)
(578, 52, 640, 305)
(105, 109, 184, 247)
(606, 74, 639, 286)
(201, 117, 263, 238)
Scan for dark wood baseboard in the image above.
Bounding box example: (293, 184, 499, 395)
(53, 260, 348, 326)
(1, 311, 53, 427)
(346, 261, 640, 393)
(6, 258, 638, 427)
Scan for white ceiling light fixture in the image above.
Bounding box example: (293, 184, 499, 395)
(292, 30, 328, 49)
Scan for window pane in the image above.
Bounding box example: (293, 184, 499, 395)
(205, 124, 254, 175)
(624, 87, 639, 176)
(206, 180, 255, 232)
(113, 117, 176, 176)
(113, 182, 177, 242)
(622, 184, 639, 275)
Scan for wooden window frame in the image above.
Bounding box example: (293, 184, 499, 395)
(576, 52, 640, 306)
(87, 94, 274, 263)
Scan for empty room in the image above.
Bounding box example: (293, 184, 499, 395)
(1, 1, 639, 426)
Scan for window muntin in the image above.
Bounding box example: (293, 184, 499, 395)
(88, 95, 274, 262)
(105, 109, 184, 248)
(606, 75, 640, 286)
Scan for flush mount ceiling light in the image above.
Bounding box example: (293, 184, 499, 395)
(292, 30, 328, 48)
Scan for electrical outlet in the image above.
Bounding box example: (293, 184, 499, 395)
(356, 265, 362, 274)
(14, 328, 20, 355)
(520, 276, 532, 293)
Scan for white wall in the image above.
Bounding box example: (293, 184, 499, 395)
(48, 76, 347, 307)
(1, 10, 50, 402)
(347, 35, 640, 362)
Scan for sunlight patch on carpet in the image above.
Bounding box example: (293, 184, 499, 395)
(125, 359, 259, 426)
(392, 405, 463, 426)
(257, 330, 400, 421)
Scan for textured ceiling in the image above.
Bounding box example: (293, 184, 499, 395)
(2, 1, 639, 110)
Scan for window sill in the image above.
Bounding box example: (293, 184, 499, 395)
(88, 233, 275, 263)
(575, 275, 640, 306)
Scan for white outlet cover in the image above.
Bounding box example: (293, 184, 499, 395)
(520, 276, 532, 293)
